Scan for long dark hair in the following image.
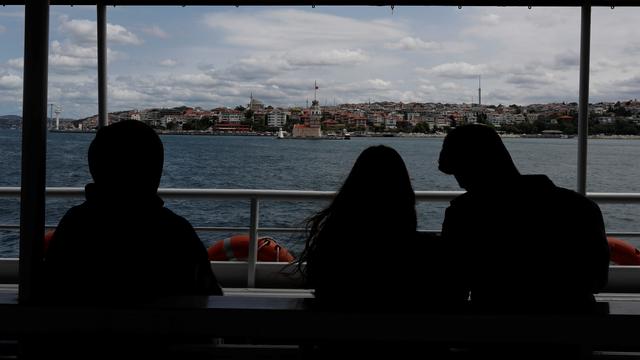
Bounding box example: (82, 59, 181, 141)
(295, 145, 416, 283)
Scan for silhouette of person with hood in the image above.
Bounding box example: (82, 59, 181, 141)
(439, 124, 609, 313)
(43, 120, 222, 304)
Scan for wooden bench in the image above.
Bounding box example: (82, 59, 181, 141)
(1, 291, 640, 358)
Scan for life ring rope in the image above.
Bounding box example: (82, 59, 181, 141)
(207, 234, 294, 263)
(608, 236, 640, 266)
(222, 237, 236, 260)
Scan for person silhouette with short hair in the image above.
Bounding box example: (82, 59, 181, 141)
(439, 124, 609, 314)
(42, 120, 223, 304)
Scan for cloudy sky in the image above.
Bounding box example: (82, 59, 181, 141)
(1, 5, 639, 118)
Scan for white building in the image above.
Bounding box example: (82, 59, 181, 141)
(219, 112, 242, 124)
(267, 111, 288, 128)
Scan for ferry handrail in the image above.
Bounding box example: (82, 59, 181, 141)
(2, 186, 640, 203)
(2, 186, 640, 287)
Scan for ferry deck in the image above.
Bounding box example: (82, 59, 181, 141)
(3, 0, 640, 358)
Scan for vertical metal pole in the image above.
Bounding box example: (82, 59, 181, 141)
(97, 4, 108, 128)
(19, 0, 49, 304)
(247, 198, 259, 288)
(577, 5, 591, 195)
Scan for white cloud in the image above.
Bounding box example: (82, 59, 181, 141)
(419, 84, 436, 93)
(49, 40, 96, 70)
(110, 87, 152, 102)
(554, 51, 579, 69)
(418, 62, 489, 79)
(7, 58, 23, 69)
(59, 16, 143, 45)
(47, 41, 122, 73)
(222, 56, 292, 81)
(367, 79, 391, 89)
(385, 37, 440, 51)
(463, 8, 580, 55)
(203, 9, 405, 50)
(8, 7, 640, 118)
(288, 49, 368, 66)
(107, 23, 143, 45)
(170, 73, 218, 87)
(0, 74, 22, 90)
(480, 13, 501, 26)
(505, 73, 555, 87)
(264, 78, 316, 91)
(142, 25, 169, 39)
(159, 59, 178, 67)
(440, 82, 462, 91)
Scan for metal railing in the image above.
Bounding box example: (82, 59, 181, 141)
(2, 187, 640, 286)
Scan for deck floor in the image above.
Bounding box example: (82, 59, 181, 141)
(1, 286, 640, 359)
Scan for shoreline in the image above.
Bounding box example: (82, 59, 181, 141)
(7, 128, 640, 140)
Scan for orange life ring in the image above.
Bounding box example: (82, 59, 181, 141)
(607, 237, 640, 265)
(207, 234, 295, 263)
(44, 229, 55, 253)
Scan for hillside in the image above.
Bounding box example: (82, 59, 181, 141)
(0, 115, 21, 129)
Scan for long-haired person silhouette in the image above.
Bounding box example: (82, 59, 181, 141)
(296, 144, 461, 310)
(295, 145, 461, 359)
(296, 145, 416, 308)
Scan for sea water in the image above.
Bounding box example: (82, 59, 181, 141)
(1, 129, 639, 257)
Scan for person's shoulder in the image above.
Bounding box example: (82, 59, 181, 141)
(550, 183, 602, 212)
(414, 231, 440, 242)
(158, 207, 194, 228)
(58, 201, 93, 222)
(449, 191, 471, 206)
(523, 175, 589, 200)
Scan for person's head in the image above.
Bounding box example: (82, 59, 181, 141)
(439, 124, 519, 191)
(88, 120, 164, 197)
(334, 145, 416, 224)
(296, 145, 416, 281)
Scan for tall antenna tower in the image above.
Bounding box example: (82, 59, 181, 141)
(314, 81, 318, 102)
(478, 75, 482, 106)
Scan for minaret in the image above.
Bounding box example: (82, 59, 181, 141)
(478, 75, 482, 106)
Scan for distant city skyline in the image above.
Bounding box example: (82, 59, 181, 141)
(1, 6, 640, 118)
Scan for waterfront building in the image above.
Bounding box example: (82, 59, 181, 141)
(212, 123, 250, 133)
(406, 112, 422, 126)
(385, 113, 402, 129)
(267, 110, 288, 128)
(218, 111, 243, 124)
(368, 112, 385, 127)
